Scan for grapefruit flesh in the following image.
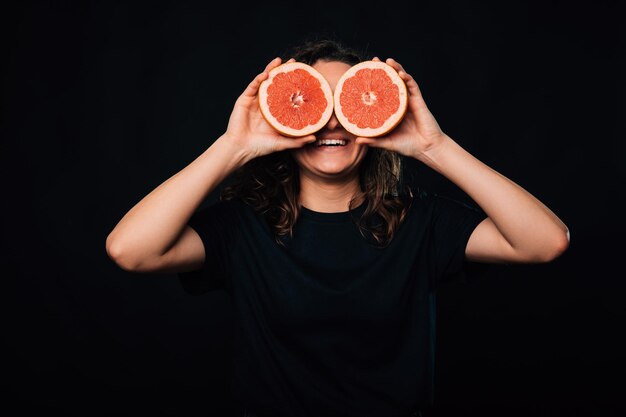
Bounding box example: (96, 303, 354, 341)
(259, 62, 334, 137)
(334, 61, 408, 137)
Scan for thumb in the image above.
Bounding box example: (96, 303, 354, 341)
(280, 134, 316, 149)
(355, 137, 381, 147)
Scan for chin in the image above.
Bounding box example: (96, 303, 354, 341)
(291, 145, 367, 176)
(292, 157, 365, 179)
(298, 160, 365, 180)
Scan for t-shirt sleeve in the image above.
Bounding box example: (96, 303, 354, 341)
(427, 192, 489, 288)
(177, 199, 239, 295)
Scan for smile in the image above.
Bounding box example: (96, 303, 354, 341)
(313, 138, 349, 147)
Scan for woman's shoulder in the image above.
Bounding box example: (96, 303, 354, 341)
(405, 185, 485, 219)
(404, 185, 459, 204)
(400, 185, 465, 216)
(394, 185, 431, 206)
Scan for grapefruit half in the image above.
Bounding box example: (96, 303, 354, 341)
(334, 61, 408, 137)
(258, 62, 334, 137)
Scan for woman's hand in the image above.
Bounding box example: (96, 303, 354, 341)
(354, 57, 448, 161)
(222, 57, 317, 162)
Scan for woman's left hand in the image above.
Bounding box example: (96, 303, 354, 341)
(354, 58, 447, 160)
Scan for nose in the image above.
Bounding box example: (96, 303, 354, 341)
(326, 112, 340, 130)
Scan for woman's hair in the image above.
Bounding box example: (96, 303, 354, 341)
(221, 38, 413, 248)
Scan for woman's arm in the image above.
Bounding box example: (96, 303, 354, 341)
(416, 134, 569, 264)
(106, 57, 316, 272)
(105, 135, 249, 271)
(355, 57, 569, 264)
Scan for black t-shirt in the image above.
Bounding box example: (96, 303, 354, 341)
(177, 187, 488, 417)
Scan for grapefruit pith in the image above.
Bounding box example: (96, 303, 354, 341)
(334, 61, 408, 137)
(258, 62, 334, 137)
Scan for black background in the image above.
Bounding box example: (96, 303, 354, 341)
(3, 1, 625, 416)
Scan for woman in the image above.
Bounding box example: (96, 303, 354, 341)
(106, 40, 570, 417)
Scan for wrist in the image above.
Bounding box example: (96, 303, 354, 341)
(214, 133, 253, 169)
(413, 134, 452, 166)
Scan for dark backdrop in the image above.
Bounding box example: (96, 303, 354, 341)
(3, 1, 625, 416)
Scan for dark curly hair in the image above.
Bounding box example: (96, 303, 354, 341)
(221, 39, 413, 248)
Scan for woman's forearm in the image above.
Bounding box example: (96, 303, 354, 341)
(105, 134, 249, 270)
(415, 134, 570, 259)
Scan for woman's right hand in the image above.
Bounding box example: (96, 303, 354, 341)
(222, 57, 317, 162)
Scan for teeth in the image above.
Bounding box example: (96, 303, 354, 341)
(316, 139, 347, 146)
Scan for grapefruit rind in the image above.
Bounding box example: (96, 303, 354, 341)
(258, 62, 334, 137)
(334, 61, 408, 138)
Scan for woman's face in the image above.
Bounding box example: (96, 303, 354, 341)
(290, 60, 368, 180)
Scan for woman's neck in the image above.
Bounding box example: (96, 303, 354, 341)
(298, 173, 365, 213)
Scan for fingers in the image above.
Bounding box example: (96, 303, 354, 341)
(242, 57, 283, 98)
(355, 136, 388, 148)
(263, 57, 282, 73)
(279, 135, 317, 149)
(385, 57, 405, 73)
(384, 57, 424, 101)
(242, 71, 269, 98)
(398, 69, 422, 99)
(372, 56, 381, 62)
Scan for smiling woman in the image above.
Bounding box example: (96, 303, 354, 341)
(222, 41, 411, 248)
(106, 37, 569, 417)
